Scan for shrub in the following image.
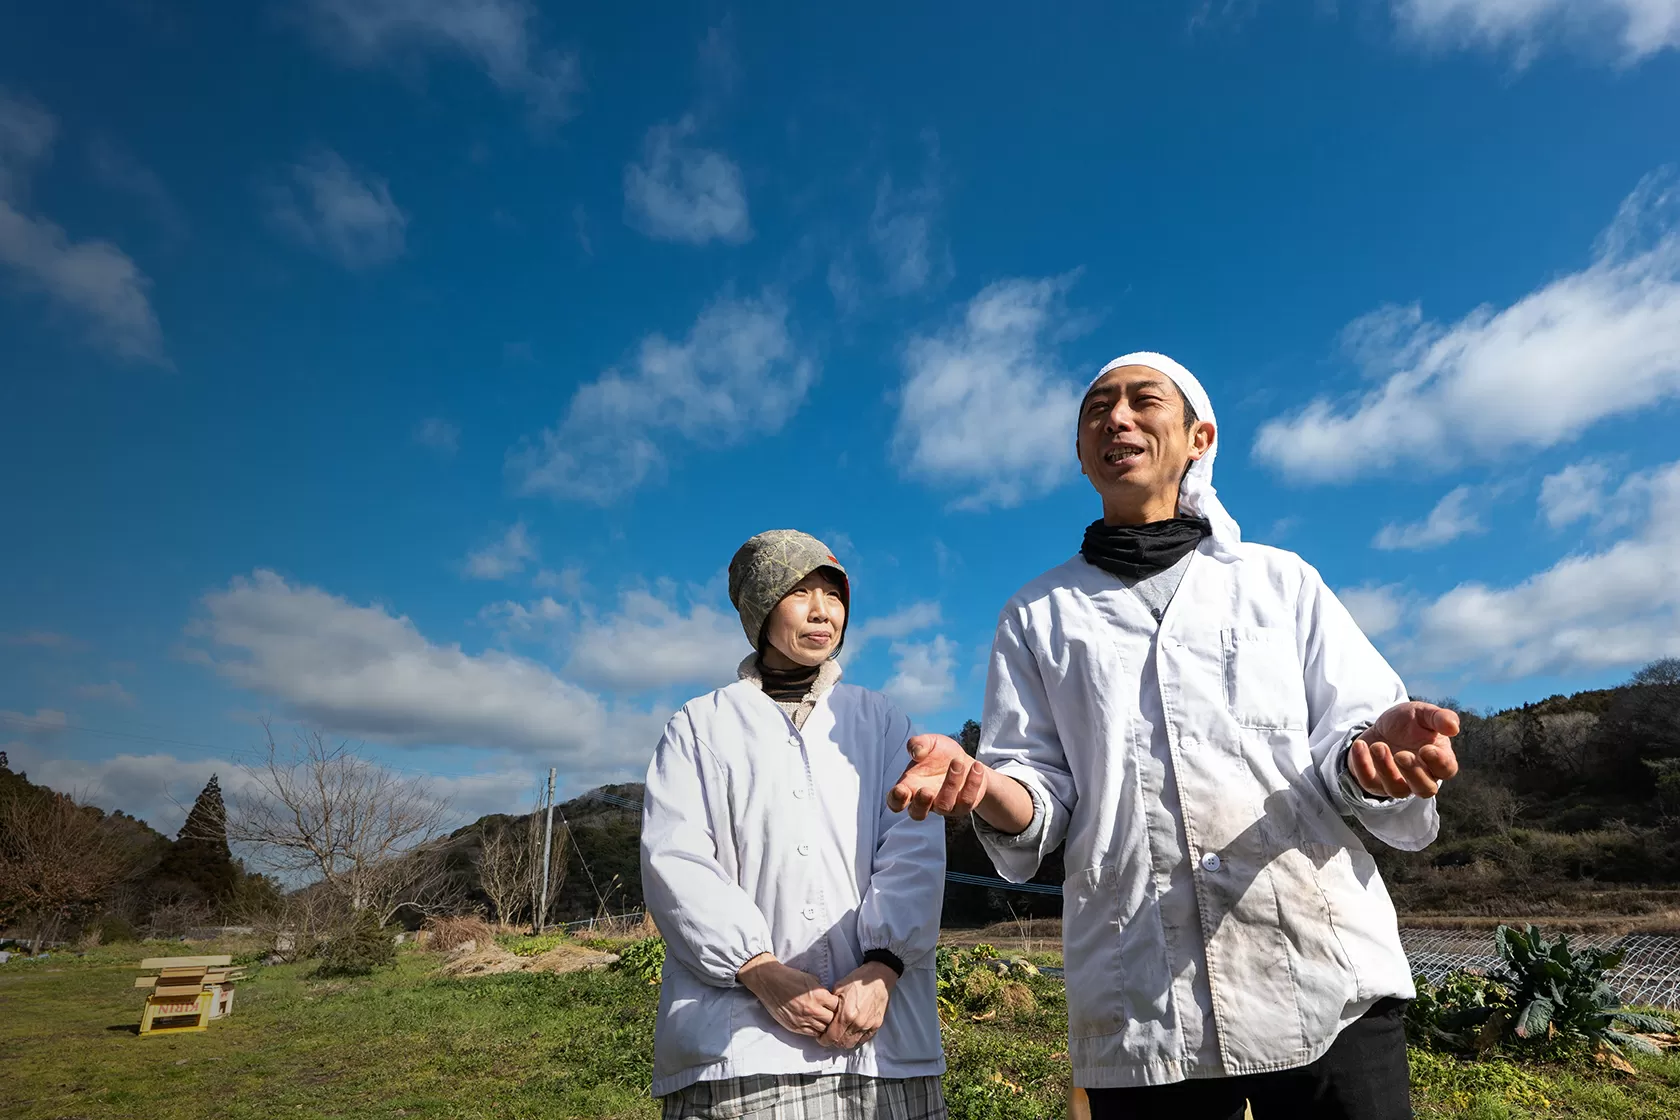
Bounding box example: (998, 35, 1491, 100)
(424, 915, 495, 953)
(312, 912, 396, 977)
(94, 915, 137, 944)
(501, 931, 565, 957)
(616, 936, 666, 983)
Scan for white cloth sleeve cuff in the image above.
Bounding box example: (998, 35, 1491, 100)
(972, 781, 1047, 848)
(1335, 724, 1416, 812)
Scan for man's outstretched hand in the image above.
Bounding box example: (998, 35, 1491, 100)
(1349, 701, 1461, 800)
(888, 734, 988, 821)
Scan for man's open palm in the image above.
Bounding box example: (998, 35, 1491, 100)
(1350, 701, 1460, 799)
(888, 734, 988, 820)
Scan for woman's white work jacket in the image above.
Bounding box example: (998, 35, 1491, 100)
(641, 679, 947, 1098)
(977, 540, 1436, 1089)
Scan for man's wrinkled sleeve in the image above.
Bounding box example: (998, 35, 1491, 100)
(856, 705, 946, 968)
(640, 711, 775, 987)
(1297, 565, 1439, 852)
(974, 606, 1077, 882)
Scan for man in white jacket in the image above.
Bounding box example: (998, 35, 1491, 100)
(889, 354, 1459, 1120)
(643, 529, 948, 1119)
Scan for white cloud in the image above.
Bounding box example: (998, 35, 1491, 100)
(870, 167, 948, 296)
(299, 0, 583, 122)
(268, 150, 407, 269)
(1254, 171, 1680, 482)
(0, 708, 68, 741)
(0, 630, 80, 650)
(882, 636, 957, 715)
(75, 681, 136, 706)
(1, 739, 241, 836)
(1540, 458, 1657, 531)
(1393, 0, 1680, 64)
(845, 601, 942, 660)
(623, 116, 750, 245)
(478, 595, 570, 638)
(0, 92, 165, 364)
(87, 137, 184, 235)
(192, 569, 662, 767)
(1399, 458, 1680, 678)
(465, 522, 537, 580)
(1338, 584, 1407, 638)
(512, 293, 814, 503)
(566, 590, 746, 692)
(894, 274, 1086, 509)
(533, 566, 585, 598)
(1372, 485, 1484, 550)
(413, 417, 460, 455)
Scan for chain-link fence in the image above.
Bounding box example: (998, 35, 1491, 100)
(1400, 928, 1680, 1009)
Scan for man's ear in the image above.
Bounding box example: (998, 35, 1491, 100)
(1188, 420, 1216, 460)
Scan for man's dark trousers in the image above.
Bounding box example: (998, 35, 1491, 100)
(1084, 998, 1412, 1120)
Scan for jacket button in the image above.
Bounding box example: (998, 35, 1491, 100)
(793, 788, 806, 799)
(787, 735, 800, 747)
(1200, 852, 1222, 872)
(802, 905, 817, 920)
(797, 844, 811, 856)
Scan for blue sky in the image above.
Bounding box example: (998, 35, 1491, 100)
(4, 1, 1680, 834)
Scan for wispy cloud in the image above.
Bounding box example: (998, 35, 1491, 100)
(75, 680, 136, 706)
(0, 92, 165, 364)
(1255, 171, 1680, 482)
(86, 137, 185, 235)
(298, 0, 583, 123)
(511, 293, 814, 503)
(1372, 485, 1484, 550)
(895, 274, 1086, 509)
(845, 601, 942, 661)
(267, 150, 407, 269)
(869, 136, 949, 296)
(1, 630, 81, 650)
(413, 417, 460, 456)
(465, 522, 536, 580)
(1392, 0, 1680, 65)
(623, 115, 750, 245)
(1338, 584, 1408, 639)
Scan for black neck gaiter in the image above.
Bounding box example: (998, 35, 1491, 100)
(757, 659, 821, 703)
(1081, 517, 1211, 581)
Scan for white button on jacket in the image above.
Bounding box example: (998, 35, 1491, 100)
(641, 680, 947, 1098)
(977, 541, 1435, 1090)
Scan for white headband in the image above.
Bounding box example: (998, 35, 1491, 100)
(1086, 351, 1242, 560)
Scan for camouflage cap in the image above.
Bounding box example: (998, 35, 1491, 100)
(727, 529, 849, 651)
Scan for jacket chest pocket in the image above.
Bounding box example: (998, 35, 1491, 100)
(1222, 627, 1307, 731)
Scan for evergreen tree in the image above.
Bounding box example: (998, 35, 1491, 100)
(154, 775, 238, 907)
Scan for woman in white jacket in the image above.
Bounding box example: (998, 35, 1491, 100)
(642, 529, 948, 1119)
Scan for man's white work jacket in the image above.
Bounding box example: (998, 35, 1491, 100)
(977, 540, 1436, 1089)
(641, 679, 946, 1098)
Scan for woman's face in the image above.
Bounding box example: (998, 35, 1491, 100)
(762, 570, 847, 668)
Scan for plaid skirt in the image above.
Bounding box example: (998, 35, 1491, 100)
(661, 1074, 948, 1120)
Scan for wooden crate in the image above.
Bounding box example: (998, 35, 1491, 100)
(139, 988, 212, 1036)
(134, 955, 237, 1036)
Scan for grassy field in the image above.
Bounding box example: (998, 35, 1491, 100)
(4, 939, 1680, 1120)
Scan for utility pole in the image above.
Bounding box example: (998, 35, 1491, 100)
(536, 767, 557, 934)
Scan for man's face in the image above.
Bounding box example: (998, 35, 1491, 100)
(763, 570, 848, 668)
(1077, 366, 1211, 512)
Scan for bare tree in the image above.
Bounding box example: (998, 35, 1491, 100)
(228, 726, 454, 928)
(476, 820, 534, 927)
(0, 788, 146, 951)
(1539, 711, 1603, 781)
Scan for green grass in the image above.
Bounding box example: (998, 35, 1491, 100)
(4, 942, 1679, 1119)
